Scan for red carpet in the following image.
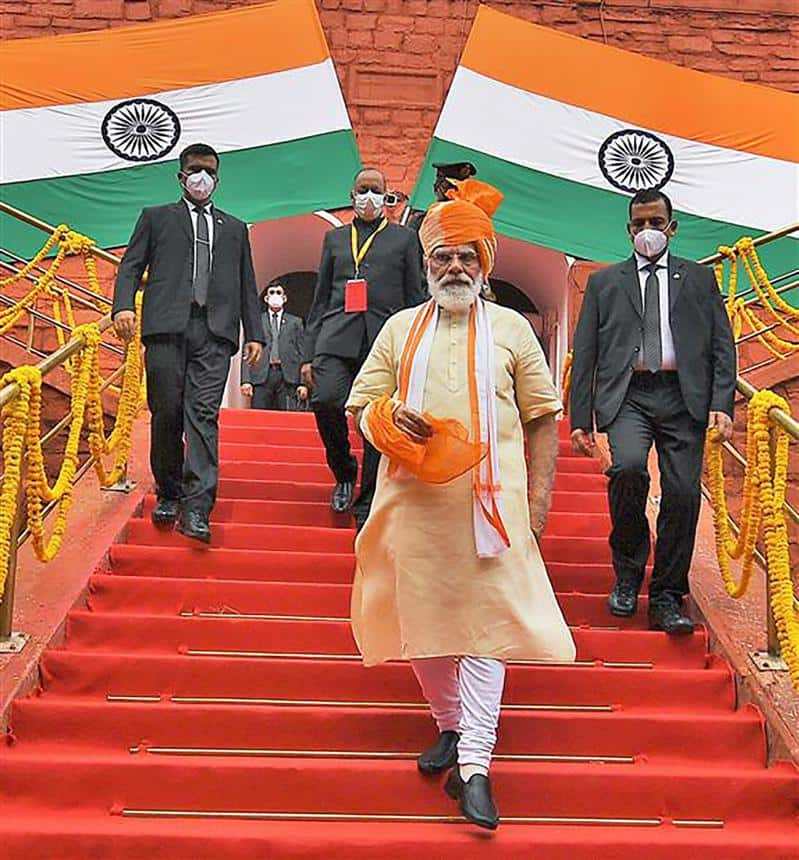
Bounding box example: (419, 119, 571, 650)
(1, 409, 798, 858)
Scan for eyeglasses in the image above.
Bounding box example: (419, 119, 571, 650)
(430, 249, 479, 267)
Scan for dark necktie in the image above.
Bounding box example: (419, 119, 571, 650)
(270, 312, 280, 363)
(642, 263, 662, 373)
(193, 206, 210, 307)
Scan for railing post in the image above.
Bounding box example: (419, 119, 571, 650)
(0, 467, 30, 654)
(750, 421, 788, 673)
(766, 424, 781, 659)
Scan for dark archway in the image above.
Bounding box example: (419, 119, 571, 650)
(265, 271, 317, 321)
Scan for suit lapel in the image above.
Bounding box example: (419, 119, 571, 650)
(212, 207, 226, 259)
(174, 201, 192, 242)
(669, 256, 686, 312)
(620, 257, 643, 318)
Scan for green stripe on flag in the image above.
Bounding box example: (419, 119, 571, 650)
(1, 130, 361, 258)
(412, 139, 799, 282)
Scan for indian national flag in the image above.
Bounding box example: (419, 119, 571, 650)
(0, 0, 360, 256)
(413, 6, 799, 274)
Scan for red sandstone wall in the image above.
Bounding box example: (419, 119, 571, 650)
(1, 1, 797, 190)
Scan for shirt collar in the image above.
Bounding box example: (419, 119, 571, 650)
(184, 198, 212, 215)
(635, 250, 669, 271)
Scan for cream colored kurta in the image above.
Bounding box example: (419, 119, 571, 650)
(346, 302, 576, 668)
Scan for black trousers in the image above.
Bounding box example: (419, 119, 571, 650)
(311, 350, 380, 519)
(605, 371, 706, 603)
(252, 366, 288, 411)
(144, 309, 232, 518)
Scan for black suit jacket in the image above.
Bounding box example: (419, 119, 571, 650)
(569, 254, 736, 432)
(303, 219, 425, 362)
(241, 311, 304, 386)
(112, 201, 264, 350)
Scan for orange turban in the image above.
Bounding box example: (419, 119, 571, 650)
(419, 178, 504, 275)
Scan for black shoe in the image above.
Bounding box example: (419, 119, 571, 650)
(607, 580, 640, 617)
(151, 498, 180, 528)
(445, 769, 499, 830)
(331, 481, 354, 513)
(417, 731, 459, 775)
(649, 597, 695, 636)
(176, 510, 211, 545)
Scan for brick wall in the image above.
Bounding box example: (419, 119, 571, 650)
(2, 0, 797, 189)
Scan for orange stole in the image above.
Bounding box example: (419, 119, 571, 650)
(365, 395, 487, 485)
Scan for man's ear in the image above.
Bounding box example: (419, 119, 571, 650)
(669, 220, 678, 237)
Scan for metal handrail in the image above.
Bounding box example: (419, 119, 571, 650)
(0, 248, 113, 312)
(697, 223, 799, 266)
(0, 201, 122, 267)
(0, 287, 123, 357)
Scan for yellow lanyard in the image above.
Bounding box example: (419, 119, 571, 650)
(351, 218, 388, 276)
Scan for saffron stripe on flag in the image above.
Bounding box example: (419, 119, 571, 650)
(460, 6, 799, 163)
(0, 0, 330, 110)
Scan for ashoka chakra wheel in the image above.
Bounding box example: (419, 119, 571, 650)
(598, 129, 674, 193)
(101, 99, 181, 163)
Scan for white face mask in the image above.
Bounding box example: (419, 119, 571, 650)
(633, 228, 669, 259)
(184, 170, 216, 202)
(353, 191, 385, 218)
(266, 294, 285, 310)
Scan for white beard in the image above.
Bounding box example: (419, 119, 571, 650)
(428, 267, 483, 314)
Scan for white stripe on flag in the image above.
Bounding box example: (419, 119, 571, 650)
(1, 59, 350, 184)
(435, 68, 799, 232)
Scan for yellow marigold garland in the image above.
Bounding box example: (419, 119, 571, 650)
(0, 226, 110, 338)
(0, 367, 34, 599)
(706, 390, 799, 686)
(0, 226, 65, 289)
(0, 308, 145, 585)
(714, 240, 799, 357)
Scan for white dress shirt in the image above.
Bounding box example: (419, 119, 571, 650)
(184, 198, 214, 276)
(635, 250, 677, 371)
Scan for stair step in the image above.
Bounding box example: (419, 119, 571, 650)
(1, 811, 796, 860)
(39, 651, 737, 712)
(137, 496, 610, 534)
(63, 611, 709, 667)
(2, 751, 795, 821)
(11, 696, 767, 765)
(217, 440, 582, 461)
(87, 575, 651, 628)
(219, 456, 602, 483)
(108, 545, 624, 592)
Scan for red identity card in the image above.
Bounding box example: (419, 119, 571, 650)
(345, 278, 368, 313)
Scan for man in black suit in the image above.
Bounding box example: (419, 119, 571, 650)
(113, 143, 264, 544)
(569, 189, 736, 634)
(301, 167, 425, 527)
(240, 280, 306, 411)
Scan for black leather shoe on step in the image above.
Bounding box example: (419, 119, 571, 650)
(151, 498, 180, 528)
(176, 510, 211, 545)
(417, 731, 459, 775)
(649, 598, 695, 636)
(445, 768, 499, 830)
(607, 581, 640, 618)
(331, 481, 354, 513)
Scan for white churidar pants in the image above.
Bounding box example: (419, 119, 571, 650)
(411, 656, 506, 771)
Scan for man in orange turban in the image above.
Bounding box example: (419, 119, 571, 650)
(346, 180, 574, 830)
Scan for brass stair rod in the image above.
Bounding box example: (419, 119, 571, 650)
(0, 201, 122, 267)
